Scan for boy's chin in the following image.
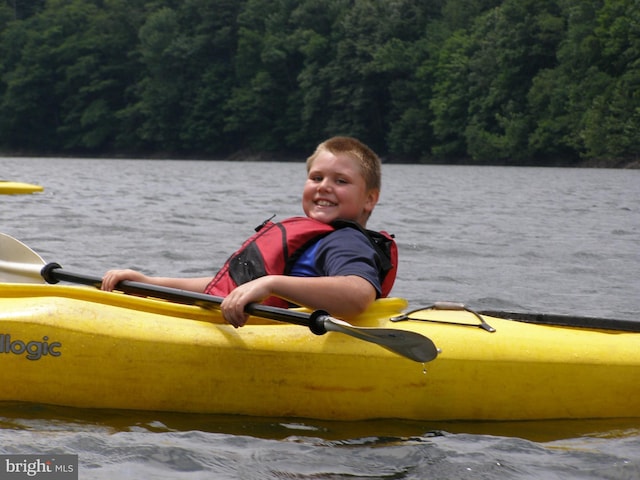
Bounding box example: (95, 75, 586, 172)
(307, 212, 337, 224)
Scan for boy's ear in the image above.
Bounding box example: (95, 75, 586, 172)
(365, 189, 380, 212)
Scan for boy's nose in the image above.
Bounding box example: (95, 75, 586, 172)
(318, 178, 332, 191)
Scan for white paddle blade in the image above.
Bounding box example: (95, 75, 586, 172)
(0, 233, 46, 283)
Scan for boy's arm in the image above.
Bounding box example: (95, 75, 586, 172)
(101, 269, 211, 293)
(220, 274, 376, 327)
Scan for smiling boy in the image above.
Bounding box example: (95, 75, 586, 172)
(102, 137, 396, 327)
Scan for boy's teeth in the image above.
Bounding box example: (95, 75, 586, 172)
(317, 200, 335, 206)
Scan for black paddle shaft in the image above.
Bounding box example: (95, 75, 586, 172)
(40, 262, 330, 334)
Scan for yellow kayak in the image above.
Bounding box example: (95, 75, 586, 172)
(0, 180, 44, 194)
(0, 281, 638, 421)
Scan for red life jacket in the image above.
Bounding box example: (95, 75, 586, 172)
(204, 216, 398, 308)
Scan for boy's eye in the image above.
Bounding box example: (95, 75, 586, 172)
(308, 174, 349, 184)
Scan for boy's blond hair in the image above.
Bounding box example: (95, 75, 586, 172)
(306, 137, 381, 192)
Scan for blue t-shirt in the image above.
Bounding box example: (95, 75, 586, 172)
(289, 228, 383, 296)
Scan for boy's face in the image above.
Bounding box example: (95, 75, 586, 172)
(302, 150, 379, 226)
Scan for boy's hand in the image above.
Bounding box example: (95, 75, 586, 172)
(101, 269, 149, 292)
(221, 276, 273, 327)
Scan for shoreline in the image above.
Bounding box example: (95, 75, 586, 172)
(1, 150, 638, 169)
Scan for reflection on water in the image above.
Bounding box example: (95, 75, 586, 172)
(2, 403, 640, 444)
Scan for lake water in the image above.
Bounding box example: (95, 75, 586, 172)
(1, 157, 639, 479)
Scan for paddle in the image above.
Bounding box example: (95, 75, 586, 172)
(0, 233, 439, 363)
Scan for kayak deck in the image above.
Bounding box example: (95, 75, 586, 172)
(0, 181, 44, 194)
(0, 283, 638, 421)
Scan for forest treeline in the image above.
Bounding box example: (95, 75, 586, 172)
(1, 0, 638, 166)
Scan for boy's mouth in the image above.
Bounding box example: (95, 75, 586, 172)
(315, 199, 337, 207)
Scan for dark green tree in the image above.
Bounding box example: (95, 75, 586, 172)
(5, 0, 46, 20)
(372, 1, 439, 160)
(177, 0, 243, 154)
(0, 3, 68, 149)
(57, 0, 145, 152)
(0, 0, 145, 153)
(302, 0, 434, 154)
(527, 0, 603, 162)
(223, 0, 305, 152)
(321, 0, 402, 152)
(119, 0, 244, 154)
(580, 0, 640, 160)
(123, 6, 184, 151)
(527, 0, 640, 163)
(289, 0, 348, 150)
(466, 0, 565, 162)
(429, 30, 474, 159)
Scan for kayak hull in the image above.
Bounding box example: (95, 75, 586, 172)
(0, 283, 639, 421)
